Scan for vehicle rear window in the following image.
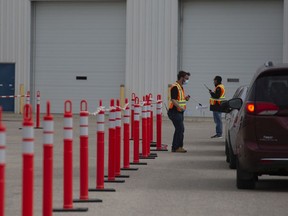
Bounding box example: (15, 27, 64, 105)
(254, 73, 288, 108)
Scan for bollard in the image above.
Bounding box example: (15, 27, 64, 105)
(89, 100, 115, 192)
(130, 93, 136, 140)
(22, 104, 34, 216)
(130, 97, 147, 166)
(149, 93, 153, 143)
(121, 99, 138, 171)
(43, 101, 53, 216)
(105, 99, 125, 183)
(35, 91, 42, 129)
(0, 107, 5, 216)
(114, 100, 129, 178)
(53, 100, 88, 212)
(73, 100, 102, 203)
(26, 91, 30, 105)
(151, 94, 168, 152)
(140, 97, 155, 160)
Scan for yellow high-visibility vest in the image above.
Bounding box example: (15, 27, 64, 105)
(209, 84, 225, 105)
(169, 82, 187, 111)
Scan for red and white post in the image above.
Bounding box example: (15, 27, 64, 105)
(151, 94, 168, 151)
(146, 95, 157, 158)
(89, 100, 115, 192)
(0, 107, 6, 216)
(43, 101, 54, 216)
(22, 104, 34, 216)
(130, 97, 147, 165)
(74, 100, 102, 203)
(53, 100, 88, 212)
(26, 91, 30, 105)
(105, 100, 125, 183)
(35, 91, 41, 129)
(130, 93, 136, 140)
(140, 97, 154, 160)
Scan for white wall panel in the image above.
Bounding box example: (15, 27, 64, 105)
(126, 0, 178, 106)
(0, 0, 31, 112)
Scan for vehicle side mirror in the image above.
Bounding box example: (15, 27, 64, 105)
(220, 98, 243, 113)
(228, 98, 243, 110)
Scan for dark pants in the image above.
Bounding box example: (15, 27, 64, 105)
(213, 111, 222, 136)
(168, 110, 184, 150)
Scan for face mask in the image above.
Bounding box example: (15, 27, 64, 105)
(183, 80, 189, 85)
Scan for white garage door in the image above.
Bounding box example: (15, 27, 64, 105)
(180, 0, 283, 117)
(32, 1, 126, 113)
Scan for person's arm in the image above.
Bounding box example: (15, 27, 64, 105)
(210, 87, 221, 99)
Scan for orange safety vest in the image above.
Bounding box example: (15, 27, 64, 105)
(209, 84, 225, 105)
(169, 82, 187, 111)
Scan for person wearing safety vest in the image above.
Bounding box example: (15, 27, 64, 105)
(208, 76, 225, 138)
(168, 71, 191, 153)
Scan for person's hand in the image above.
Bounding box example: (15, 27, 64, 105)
(186, 95, 190, 101)
(209, 89, 212, 93)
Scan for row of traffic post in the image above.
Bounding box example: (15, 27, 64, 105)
(0, 93, 167, 216)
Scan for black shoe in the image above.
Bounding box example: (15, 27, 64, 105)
(171, 148, 176, 152)
(211, 134, 223, 138)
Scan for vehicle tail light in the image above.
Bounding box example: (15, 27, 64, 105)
(245, 101, 279, 115)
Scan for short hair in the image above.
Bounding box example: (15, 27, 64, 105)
(214, 76, 222, 83)
(177, 71, 190, 80)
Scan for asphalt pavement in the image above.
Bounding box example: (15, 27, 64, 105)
(2, 113, 288, 216)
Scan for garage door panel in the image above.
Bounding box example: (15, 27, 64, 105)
(33, 1, 126, 113)
(181, 0, 283, 117)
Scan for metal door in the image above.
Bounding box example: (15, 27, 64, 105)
(0, 64, 15, 111)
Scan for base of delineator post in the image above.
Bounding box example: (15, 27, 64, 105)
(73, 198, 102, 203)
(139, 156, 156, 159)
(121, 167, 139, 171)
(151, 148, 168, 152)
(130, 162, 147, 165)
(104, 179, 125, 183)
(53, 207, 89, 212)
(140, 153, 158, 157)
(89, 188, 116, 192)
(105, 174, 130, 178)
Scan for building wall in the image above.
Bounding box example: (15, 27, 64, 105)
(0, 0, 288, 112)
(0, 0, 31, 112)
(125, 0, 179, 104)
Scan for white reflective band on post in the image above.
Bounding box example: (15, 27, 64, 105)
(109, 111, 115, 128)
(142, 106, 147, 118)
(80, 127, 88, 136)
(98, 114, 105, 123)
(64, 118, 73, 128)
(116, 111, 121, 127)
(64, 130, 73, 139)
(157, 103, 162, 115)
(0, 150, 5, 164)
(44, 121, 54, 132)
(147, 107, 151, 118)
(43, 121, 54, 145)
(80, 116, 88, 136)
(80, 117, 88, 127)
(97, 123, 105, 132)
(22, 141, 34, 154)
(22, 127, 34, 141)
(44, 134, 54, 145)
(124, 116, 129, 124)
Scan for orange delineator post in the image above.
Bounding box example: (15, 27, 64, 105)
(89, 100, 116, 192)
(130, 93, 136, 140)
(130, 97, 147, 166)
(0, 107, 6, 216)
(35, 91, 41, 128)
(74, 100, 102, 203)
(22, 104, 34, 216)
(53, 101, 88, 212)
(122, 99, 138, 171)
(105, 100, 125, 183)
(43, 101, 53, 216)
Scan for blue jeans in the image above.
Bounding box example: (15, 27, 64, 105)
(168, 110, 184, 150)
(213, 111, 222, 136)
